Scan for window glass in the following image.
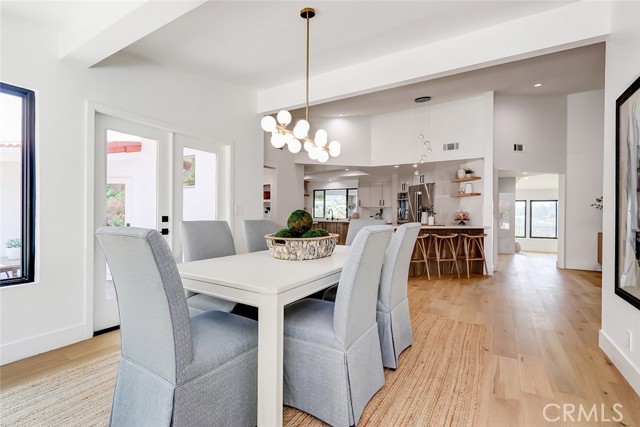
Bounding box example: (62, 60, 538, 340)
(312, 188, 358, 218)
(1, 83, 35, 286)
(515, 200, 526, 238)
(314, 190, 324, 218)
(530, 200, 558, 238)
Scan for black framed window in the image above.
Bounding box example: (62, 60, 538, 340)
(530, 200, 557, 239)
(1, 82, 36, 286)
(313, 188, 358, 219)
(515, 200, 526, 238)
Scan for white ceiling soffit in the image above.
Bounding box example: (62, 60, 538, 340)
(120, 0, 579, 89)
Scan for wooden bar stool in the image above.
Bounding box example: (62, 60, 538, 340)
(431, 234, 460, 279)
(410, 234, 431, 279)
(460, 233, 488, 278)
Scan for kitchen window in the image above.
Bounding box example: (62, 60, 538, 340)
(515, 200, 526, 238)
(0, 82, 36, 286)
(313, 188, 358, 219)
(530, 200, 558, 239)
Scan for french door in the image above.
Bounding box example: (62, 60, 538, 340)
(93, 113, 172, 332)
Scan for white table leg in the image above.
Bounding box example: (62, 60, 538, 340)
(258, 295, 284, 427)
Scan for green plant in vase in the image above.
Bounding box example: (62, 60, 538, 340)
(464, 167, 474, 177)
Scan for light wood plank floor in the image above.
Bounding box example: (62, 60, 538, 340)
(2, 253, 639, 426)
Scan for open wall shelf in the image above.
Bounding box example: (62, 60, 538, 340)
(450, 193, 482, 198)
(450, 176, 482, 183)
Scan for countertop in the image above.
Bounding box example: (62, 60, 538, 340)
(312, 219, 490, 229)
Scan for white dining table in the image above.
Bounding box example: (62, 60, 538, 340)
(177, 245, 349, 427)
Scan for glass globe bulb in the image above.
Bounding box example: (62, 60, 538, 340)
(303, 140, 314, 152)
(315, 129, 328, 146)
(414, 170, 419, 176)
(318, 149, 329, 163)
(418, 133, 424, 139)
(428, 148, 432, 153)
(288, 138, 302, 154)
(293, 120, 309, 139)
(413, 163, 418, 168)
(308, 147, 319, 160)
(276, 110, 292, 126)
(328, 140, 341, 157)
(271, 132, 286, 149)
(261, 115, 277, 132)
(283, 133, 295, 145)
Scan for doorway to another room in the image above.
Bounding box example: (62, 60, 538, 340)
(498, 172, 561, 264)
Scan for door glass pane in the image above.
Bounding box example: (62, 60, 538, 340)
(0, 92, 23, 279)
(183, 147, 217, 221)
(105, 129, 158, 298)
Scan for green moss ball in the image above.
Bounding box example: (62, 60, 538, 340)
(274, 228, 294, 238)
(287, 210, 313, 237)
(301, 229, 329, 238)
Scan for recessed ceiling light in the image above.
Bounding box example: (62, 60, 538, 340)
(533, 83, 543, 88)
(339, 114, 344, 117)
(345, 168, 349, 171)
(394, 165, 400, 168)
(524, 177, 529, 180)
(522, 172, 528, 175)
(329, 179, 333, 182)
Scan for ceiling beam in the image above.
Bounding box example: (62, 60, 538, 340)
(59, 0, 207, 68)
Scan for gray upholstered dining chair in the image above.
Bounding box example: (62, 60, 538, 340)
(377, 222, 421, 369)
(344, 218, 386, 245)
(241, 219, 278, 253)
(283, 225, 393, 427)
(96, 226, 258, 427)
(180, 220, 237, 316)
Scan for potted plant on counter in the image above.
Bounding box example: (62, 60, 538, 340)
(464, 167, 475, 177)
(5, 238, 21, 260)
(425, 205, 437, 225)
(419, 205, 429, 225)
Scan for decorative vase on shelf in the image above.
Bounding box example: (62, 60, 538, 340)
(421, 212, 428, 225)
(428, 216, 435, 225)
(457, 168, 466, 179)
(464, 183, 474, 194)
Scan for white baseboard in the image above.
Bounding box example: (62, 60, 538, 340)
(599, 329, 640, 397)
(565, 261, 602, 272)
(0, 323, 89, 365)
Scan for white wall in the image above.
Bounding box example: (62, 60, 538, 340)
(370, 96, 486, 166)
(263, 147, 304, 228)
(494, 96, 568, 174)
(498, 177, 516, 254)
(0, 15, 261, 364)
(600, 0, 640, 397)
(565, 90, 604, 271)
(515, 187, 559, 253)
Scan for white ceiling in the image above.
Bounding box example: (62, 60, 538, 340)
(120, 1, 576, 90)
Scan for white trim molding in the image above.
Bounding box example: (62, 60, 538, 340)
(599, 329, 640, 397)
(0, 323, 86, 365)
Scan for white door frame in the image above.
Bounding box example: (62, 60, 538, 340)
(84, 102, 234, 338)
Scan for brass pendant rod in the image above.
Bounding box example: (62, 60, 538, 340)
(305, 12, 310, 123)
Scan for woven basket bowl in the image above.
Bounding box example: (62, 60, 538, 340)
(265, 233, 339, 260)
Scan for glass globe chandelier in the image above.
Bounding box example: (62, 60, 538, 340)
(260, 7, 340, 163)
(412, 96, 432, 175)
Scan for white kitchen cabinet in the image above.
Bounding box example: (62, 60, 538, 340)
(360, 181, 392, 207)
(358, 182, 372, 207)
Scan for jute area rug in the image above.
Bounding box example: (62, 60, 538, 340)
(1, 313, 484, 427)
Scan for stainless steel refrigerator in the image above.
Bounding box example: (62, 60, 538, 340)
(408, 183, 435, 223)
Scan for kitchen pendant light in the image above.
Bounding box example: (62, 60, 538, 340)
(413, 96, 432, 175)
(260, 7, 340, 163)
